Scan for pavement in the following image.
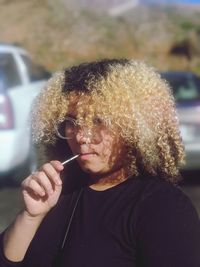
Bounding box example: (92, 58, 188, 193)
(0, 186, 23, 232)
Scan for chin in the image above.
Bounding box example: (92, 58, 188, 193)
(79, 164, 107, 175)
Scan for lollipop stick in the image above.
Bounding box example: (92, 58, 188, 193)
(61, 154, 80, 165)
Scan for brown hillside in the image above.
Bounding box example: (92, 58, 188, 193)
(0, 0, 200, 74)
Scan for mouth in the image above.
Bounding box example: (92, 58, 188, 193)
(79, 152, 97, 160)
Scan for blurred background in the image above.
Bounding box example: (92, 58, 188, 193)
(0, 0, 200, 231)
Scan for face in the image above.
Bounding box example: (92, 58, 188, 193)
(65, 114, 127, 178)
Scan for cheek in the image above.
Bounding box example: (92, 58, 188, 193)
(98, 136, 119, 163)
(101, 135, 126, 162)
(67, 139, 76, 152)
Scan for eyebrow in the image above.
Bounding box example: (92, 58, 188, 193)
(66, 114, 77, 120)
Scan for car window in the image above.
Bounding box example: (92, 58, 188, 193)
(0, 52, 22, 90)
(162, 73, 200, 104)
(21, 55, 51, 82)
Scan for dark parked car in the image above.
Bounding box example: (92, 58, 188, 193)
(160, 71, 200, 170)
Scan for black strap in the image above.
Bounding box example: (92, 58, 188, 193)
(52, 188, 83, 267)
(61, 188, 83, 249)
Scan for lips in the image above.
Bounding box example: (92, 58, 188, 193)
(79, 151, 97, 160)
(80, 152, 97, 156)
(81, 152, 95, 155)
(80, 150, 97, 155)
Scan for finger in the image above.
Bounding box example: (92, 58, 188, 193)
(22, 177, 46, 197)
(32, 171, 54, 195)
(41, 162, 63, 186)
(50, 160, 64, 172)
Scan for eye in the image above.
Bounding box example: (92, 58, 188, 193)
(65, 118, 76, 128)
(66, 113, 76, 119)
(93, 117, 103, 125)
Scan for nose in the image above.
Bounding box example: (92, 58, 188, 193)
(75, 127, 92, 144)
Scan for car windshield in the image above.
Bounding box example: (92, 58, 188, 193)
(161, 73, 200, 104)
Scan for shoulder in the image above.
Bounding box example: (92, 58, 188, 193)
(125, 175, 189, 207)
(116, 176, 195, 215)
(132, 177, 200, 266)
(128, 176, 200, 245)
(133, 176, 199, 223)
(131, 175, 192, 206)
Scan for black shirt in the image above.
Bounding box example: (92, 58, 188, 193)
(1, 176, 200, 267)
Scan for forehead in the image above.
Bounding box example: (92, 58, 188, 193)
(67, 92, 99, 115)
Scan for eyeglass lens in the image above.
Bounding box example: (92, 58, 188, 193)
(56, 117, 103, 143)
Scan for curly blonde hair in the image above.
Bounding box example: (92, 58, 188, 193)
(31, 59, 185, 184)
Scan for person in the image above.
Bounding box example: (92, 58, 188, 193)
(0, 59, 200, 267)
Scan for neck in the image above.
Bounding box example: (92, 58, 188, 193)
(89, 168, 127, 191)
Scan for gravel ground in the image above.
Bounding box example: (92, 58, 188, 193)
(0, 171, 200, 232)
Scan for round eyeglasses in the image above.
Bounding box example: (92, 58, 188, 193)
(55, 116, 105, 143)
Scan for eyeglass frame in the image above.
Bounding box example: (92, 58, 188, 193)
(54, 116, 107, 141)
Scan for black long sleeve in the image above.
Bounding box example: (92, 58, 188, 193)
(134, 181, 200, 266)
(0, 177, 200, 267)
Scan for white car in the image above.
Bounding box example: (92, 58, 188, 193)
(0, 43, 50, 182)
(160, 71, 200, 170)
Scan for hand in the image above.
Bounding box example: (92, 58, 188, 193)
(21, 161, 64, 218)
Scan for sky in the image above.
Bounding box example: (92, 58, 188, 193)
(141, 0, 200, 4)
(176, 0, 200, 3)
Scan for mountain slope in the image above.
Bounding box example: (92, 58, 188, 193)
(0, 0, 200, 73)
